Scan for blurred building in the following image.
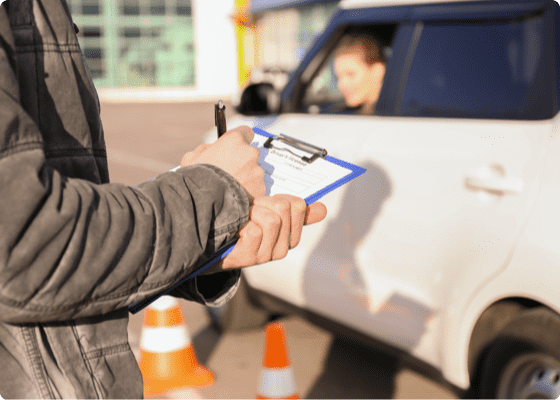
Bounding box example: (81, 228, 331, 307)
(68, 0, 239, 101)
(67, 0, 337, 100)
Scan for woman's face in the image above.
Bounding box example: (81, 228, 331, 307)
(334, 49, 385, 108)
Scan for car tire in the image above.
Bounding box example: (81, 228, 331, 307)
(475, 307, 560, 399)
(206, 274, 271, 332)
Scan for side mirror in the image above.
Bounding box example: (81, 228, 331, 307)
(234, 83, 281, 116)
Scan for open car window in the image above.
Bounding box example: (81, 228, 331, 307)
(300, 24, 397, 115)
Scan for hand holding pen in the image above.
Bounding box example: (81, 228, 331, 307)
(208, 100, 264, 197)
(181, 124, 265, 200)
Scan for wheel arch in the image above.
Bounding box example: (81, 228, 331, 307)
(442, 286, 560, 392)
(466, 297, 545, 387)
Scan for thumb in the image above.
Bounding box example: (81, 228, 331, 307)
(304, 202, 327, 225)
(224, 125, 254, 145)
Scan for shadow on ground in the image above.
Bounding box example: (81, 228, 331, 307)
(192, 325, 222, 365)
(306, 334, 401, 399)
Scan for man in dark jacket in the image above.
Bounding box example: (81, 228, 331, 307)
(0, 0, 326, 398)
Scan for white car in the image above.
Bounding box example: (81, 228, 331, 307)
(205, 0, 560, 398)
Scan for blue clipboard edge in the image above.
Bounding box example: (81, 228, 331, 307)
(129, 128, 366, 314)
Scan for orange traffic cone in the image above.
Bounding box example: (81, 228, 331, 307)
(138, 295, 214, 398)
(256, 321, 299, 399)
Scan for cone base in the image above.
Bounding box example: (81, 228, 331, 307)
(143, 365, 214, 398)
(139, 346, 215, 398)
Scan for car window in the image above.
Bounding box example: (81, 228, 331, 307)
(300, 24, 397, 116)
(401, 13, 551, 120)
(302, 57, 343, 113)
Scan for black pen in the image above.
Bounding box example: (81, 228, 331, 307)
(215, 100, 227, 138)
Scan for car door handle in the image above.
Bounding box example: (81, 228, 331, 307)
(464, 164, 524, 195)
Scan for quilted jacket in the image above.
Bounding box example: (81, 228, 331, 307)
(0, 0, 248, 397)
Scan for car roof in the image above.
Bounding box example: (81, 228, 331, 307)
(340, 0, 487, 9)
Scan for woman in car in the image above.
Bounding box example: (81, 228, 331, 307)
(333, 34, 387, 115)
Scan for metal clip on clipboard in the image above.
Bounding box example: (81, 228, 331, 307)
(263, 133, 328, 163)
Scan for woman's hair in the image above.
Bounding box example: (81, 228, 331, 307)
(335, 34, 386, 65)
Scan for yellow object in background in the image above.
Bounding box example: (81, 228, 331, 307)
(234, 0, 256, 88)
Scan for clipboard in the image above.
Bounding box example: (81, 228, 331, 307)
(129, 128, 366, 314)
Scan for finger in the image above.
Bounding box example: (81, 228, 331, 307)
(223, 125, 254, 145)
(304, 202, 328, 225)
(273, 194, 307, 248)
(250, 204, 281, 263)
(222, 221, 262, 269)
(254, 196, 291, 259)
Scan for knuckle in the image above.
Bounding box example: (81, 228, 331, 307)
(252, 197, 265, 207)
(267, 211, 282, 229)
(272, 199, 290, 215)
(259, 208, 281, 229)
(247, 254, 260, 266)
(293, 198, 307, 213)
(245, 222, 262, 239)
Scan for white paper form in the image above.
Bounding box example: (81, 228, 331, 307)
(250, 132, 353, 200)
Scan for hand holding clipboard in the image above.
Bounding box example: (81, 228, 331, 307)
(129, 107, 366, 314)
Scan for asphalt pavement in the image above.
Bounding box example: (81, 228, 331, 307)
(100, 100, 459, 399)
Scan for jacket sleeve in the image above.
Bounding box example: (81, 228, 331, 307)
(0, 9, 249, 324)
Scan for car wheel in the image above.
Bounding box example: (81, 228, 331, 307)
(206, 274, 270, 332)
(476, 307, 560, 399)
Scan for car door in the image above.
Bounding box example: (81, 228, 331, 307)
(243, 4, 554, 359)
